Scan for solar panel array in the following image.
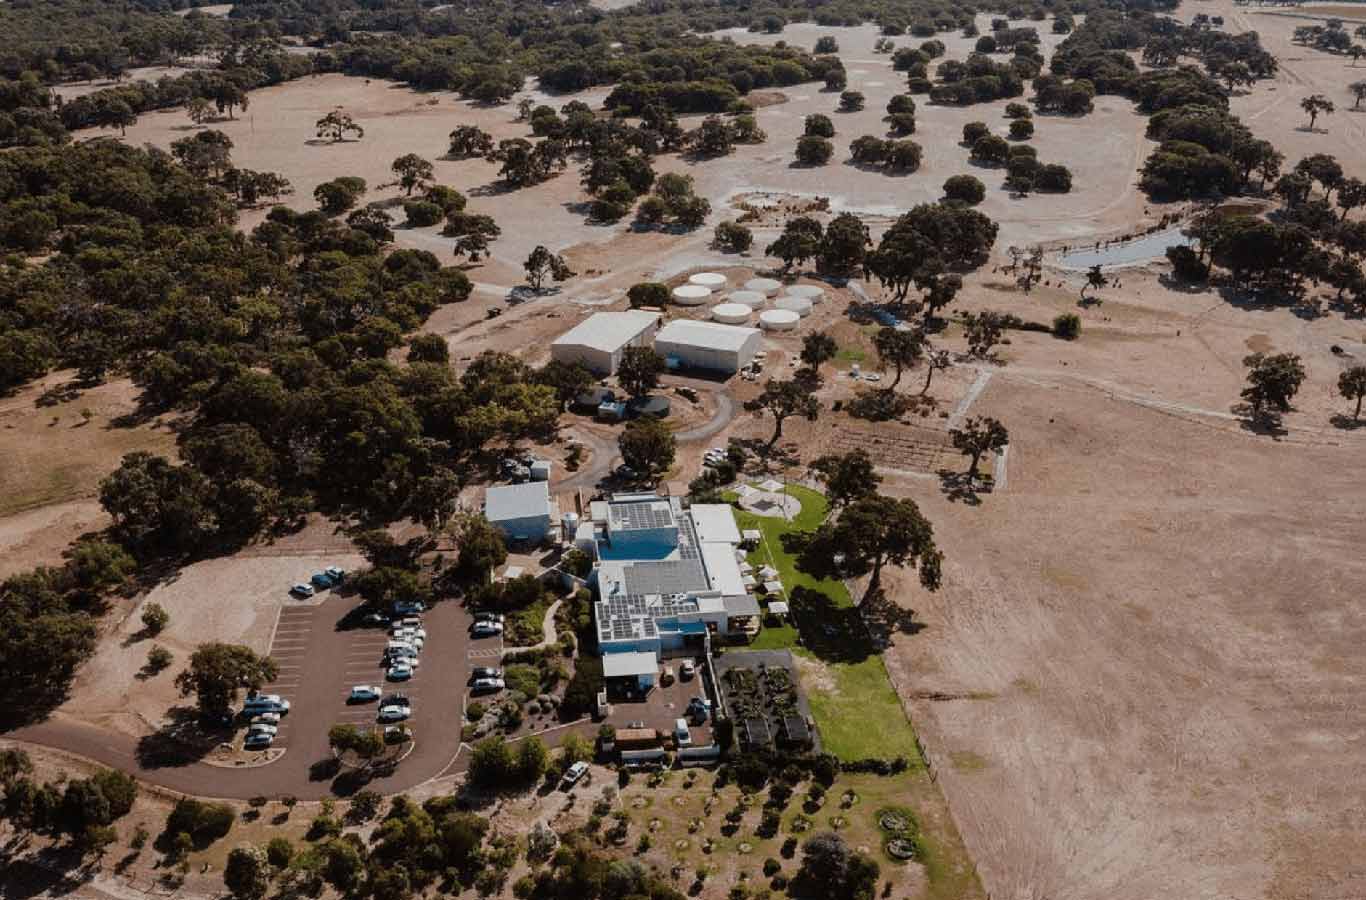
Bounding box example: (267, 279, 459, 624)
(609, 499, 675, 532)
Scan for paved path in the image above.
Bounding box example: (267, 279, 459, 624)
(675, 391, 735, 443)
(501, 599, 561, 658)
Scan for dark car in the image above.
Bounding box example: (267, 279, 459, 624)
(470, 667, 503, 681)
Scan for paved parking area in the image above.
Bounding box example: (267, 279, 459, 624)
(606, 656, 715, 746)
(241, 592, 482, 793)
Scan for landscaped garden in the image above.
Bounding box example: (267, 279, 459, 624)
(724, 485, 923, 764)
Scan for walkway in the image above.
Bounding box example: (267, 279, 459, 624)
(501, 599, 562, 658)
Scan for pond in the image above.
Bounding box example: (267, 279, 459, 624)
(1058, 225, 1194, 269)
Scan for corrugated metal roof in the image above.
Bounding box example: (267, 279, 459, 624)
(552, 311, 660, 353)
(655, 319, 759, 352)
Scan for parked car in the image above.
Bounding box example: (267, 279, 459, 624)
(248, 722, 278, 737)
(686, 697, 710, 725)
(660, 666, 674, 686)
(469, 667, 502, 681)
(310, 572, 337, 590)
(381, 693, 410, 708)
(363, 611, 391, 627)
(615, 464, 638, 481)
(244, 733, 274, 750)
(289, 583, 315, 598)
(377, 704, 411, 722)
(251, 712, 281, 726)
(391, 625, 427, 641)
(470, 677, 505, 693)
(562, 761, 589, 788)
(473, 611, 504, 624)
(398, 616, 423, 629)
(673, 718, 692, 748)
(242, 694, 290, 715)
(384, 725, 410, 743)
(393, 600, 426, 615)
(681, 660, 696, 680)
(349, 685, 381, 703)
(386, 663, 414, 681)
(471, 621, 503, 637)
(385, 651, 420, 667)
(324, 566, 346, 582)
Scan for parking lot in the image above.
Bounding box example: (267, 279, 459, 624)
(606, 657, 715, 747)
(253, 590, 485, 791)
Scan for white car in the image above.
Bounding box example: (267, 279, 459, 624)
(392, 631, 425, 649)
(349, 685, 381, 703)
(562, 761, 589, 787)
(252, 712, 281, 725)
(248, 722, 278, 737)
(289, 583, 315, 598)
(384, 725, 410, 744)
(470, 677, 505, 692)
(386, 640, 419, 655)
(392, 626, 427, 642)
(387, 663, 414, 681)
(377, 704, 411, 722)
(681, 660, 696, 680)
(399, 616, 423, 629)
(471, 621, 503, 637)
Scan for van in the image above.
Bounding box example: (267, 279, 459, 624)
(674, 718, 692, 748)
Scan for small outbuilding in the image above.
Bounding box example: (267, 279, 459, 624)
(654, 319, 761, 374)
(551, 310, 661, 375)
(484, 481, 553, 545)
(603, 650, 661, 694)
(628, 395, 671, 419)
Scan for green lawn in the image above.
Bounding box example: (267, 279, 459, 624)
(721, 485, 923, 764)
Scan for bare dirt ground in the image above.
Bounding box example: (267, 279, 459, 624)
(58, 515, 362, 740)
(863, 268, 1366, 900)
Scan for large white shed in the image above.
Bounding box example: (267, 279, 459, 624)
(550, 310, 661, 375)
(654, 319, 761, 374)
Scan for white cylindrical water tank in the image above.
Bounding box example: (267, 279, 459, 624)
(689, 272, 727, 290)
(785, 284, 825, 302)
(711, 303, 752, 324)
(672, 284, 711, 306)
(774, 295, 813, 317)
(727, 290, 766, 309)
(745, 277, 782, 297)
(759, 309, 800, 331)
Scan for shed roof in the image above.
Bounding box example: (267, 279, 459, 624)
(602, 651, 660, 678)
(690, 504, 742, 545)
(484, 481, 550, 523)
(553, 311, 660, 353)
(655, 319, 759, 352)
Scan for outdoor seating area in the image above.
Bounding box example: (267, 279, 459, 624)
(735, 481, 802, 521)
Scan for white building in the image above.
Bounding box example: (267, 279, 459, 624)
(654, 320, 761, 375)
(484, 481, 554, 546)
(551, 310, 661, 375)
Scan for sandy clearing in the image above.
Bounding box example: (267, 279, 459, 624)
(60, 546, 365, 738)
(0, 500, 109, 581)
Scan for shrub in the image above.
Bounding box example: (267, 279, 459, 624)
(838, 91, 865, 112)
(886, 112, 916, 135)
(1004, 102, 1032, 119)
(141, 603, 169, 635)
(815, 36, 839, 54)
(906, 77, 932, 94)
(763, 858, 782, 877)
(714, 220, 753, 253)
(145, 644, 173, 673)
(266, 836, 293, 868)
(970, 134, 1010, 165)
(803, 113, 835, 138)
(962, 121, 990, 146)
(403, 200, 443, 227)
(1052, 313, 1081, 340)
(1009, 119, 1035, 140)
(627, 282, 669, 308)
(1035, 163, 1072, 192)
(504, 664, 542, 698)
(943, 174, 986, 205)
(1166, 245, 1209, 281)
(165, 798, 235, 848)
(795, 136, 834, 166)
(886, 94, 916, 116)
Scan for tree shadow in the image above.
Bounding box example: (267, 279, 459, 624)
(1232, 402, 1289, 439)
(788, 587, 876, 665)
(937, 470, 984, 506)
(859, 587, 926, 646)
(134, 707, 229, 769)
(1329, 413, 1365, 430)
